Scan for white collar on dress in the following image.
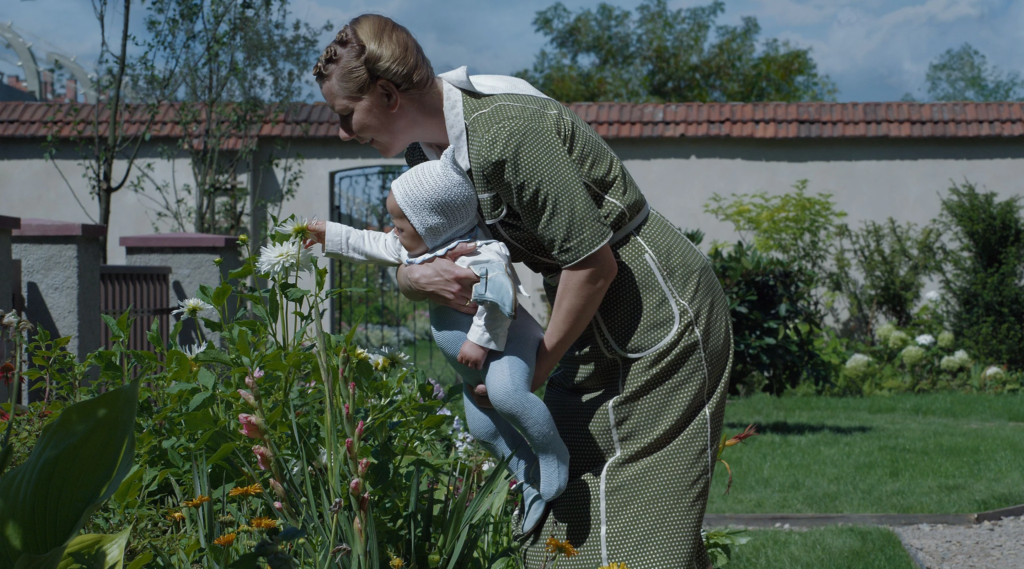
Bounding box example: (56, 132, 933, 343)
(420, 67, 551, 172)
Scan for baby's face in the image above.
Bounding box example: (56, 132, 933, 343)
(386, 192, 429, 256)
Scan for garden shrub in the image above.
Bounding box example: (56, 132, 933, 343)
(831, 218, 939, 341)
(706, 239, 830, 395)
(934, 181, 1024, 370)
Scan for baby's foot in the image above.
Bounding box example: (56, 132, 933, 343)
(520, 483, 548, 536)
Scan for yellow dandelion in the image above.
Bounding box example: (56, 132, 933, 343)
(229, 483, 264, 497)
(544, 537, 578, 558)
(250, 516, 278, 530)
(213, 533, 237, 547)
(182, 495, 211, 508)
(166, 511, 185, 522)
(389, 557, 405, 569)
(599, 564, 628, 569)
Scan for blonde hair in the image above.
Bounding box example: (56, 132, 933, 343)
(313, 15, 435, 97)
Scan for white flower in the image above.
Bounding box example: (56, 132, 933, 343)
(353, 347, 370, 361)
(901, 346, 926, 366)
(915, 334, 936, 347)
(257, 240, 314, 276)
(368, 353, 390, 372)
(2, 312, 18, 328)
(937, 331, 955, 349)
(481, 461, 495, 471)
(171, 297, 214, 320)
(953, 349, 971, 365)
(876, 323, 897, 343)
(275, 216, 315, 241)
(436, 407, 452, 416)
(845, 353, 873, 378)
(887, 330, 911, 350)
(182, 341, 208, 360)
(381, 347, 409, 368)
(940, 350, 971, 372)
(983, 366, 1005, 378)
(924, 290, 941, 303)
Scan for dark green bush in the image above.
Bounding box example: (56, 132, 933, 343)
(935, 182, 1024, 370)
(707, 240, 829, 395)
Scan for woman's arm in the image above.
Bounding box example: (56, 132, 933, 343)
(532, 243, 618, 390)
(396, 251, 480, 315)
(471, 243, 617, 407)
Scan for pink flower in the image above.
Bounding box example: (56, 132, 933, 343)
(252, 445, 274, 471)
(355, 420, 365, 439)
(269, 478, 286, 499)
(345, 438, 356, 459)
(238, 414, 264, 439)
(360, 492, 369, 512)
(238, 390, 257, 407)
(245, 368, 264, 389)
(274, 501, 284, 511)
(357, 458, 370, 476)
(349, 478, 362, 495)
(343, 403, 350, 417)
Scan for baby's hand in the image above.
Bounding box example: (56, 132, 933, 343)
(457, 340, 489, 370)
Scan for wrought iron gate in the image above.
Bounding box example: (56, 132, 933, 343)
(329, 165, 454, 382)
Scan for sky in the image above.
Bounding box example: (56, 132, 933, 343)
(2, 0, 1021, 103)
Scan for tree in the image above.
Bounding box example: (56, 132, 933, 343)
(925, 43, 1023, 102)
(132, 0, 328, 236)
(515, 0, 836, 103)
(44, 0, 163, 263)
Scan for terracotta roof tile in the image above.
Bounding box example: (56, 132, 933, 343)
(3, 100, 1024, 142)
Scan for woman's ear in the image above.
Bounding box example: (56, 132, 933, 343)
(377, 79, 401, 112)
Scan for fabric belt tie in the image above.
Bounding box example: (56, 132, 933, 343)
(543, 203, 650, 287)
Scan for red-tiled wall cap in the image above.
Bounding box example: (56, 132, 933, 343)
(12, 218, 105, 237)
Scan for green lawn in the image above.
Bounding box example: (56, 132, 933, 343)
(725, 527, 917, 569)
(706, 393, 1024, 514)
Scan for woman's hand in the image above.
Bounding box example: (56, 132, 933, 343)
(396, 244, 480, 315)
(304, 220, 327, 252)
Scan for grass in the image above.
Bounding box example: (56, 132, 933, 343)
(706, 392, 1024, 514)
(725, 527, 917, 569)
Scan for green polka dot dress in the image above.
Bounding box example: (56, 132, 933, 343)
(411, 91, 734, 569)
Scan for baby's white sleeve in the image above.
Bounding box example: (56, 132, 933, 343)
(323, 221, 406, 265)
(466, 304, 511, 351)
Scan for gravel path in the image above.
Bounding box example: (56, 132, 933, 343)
(893, 516, 1024, 569)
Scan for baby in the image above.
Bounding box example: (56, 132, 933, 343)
(318, 147, 568, 534)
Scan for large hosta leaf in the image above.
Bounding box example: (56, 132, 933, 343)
(0, 381, 139, 569)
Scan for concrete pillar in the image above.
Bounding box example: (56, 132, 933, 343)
(0, 216, 17, 404)
(0, 215, 17, 313)
(121, 233, 241, 347)
(11, 219, 105, 362)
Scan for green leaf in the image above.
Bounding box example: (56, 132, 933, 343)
(196, 369, 216, 391)
(194, 349, 232, 367)
(55, 528, 131, 569)
(227, 264, 253, 281)
(0, 381, 139, 569)
(227, 553, 260, 569)
(100, 315, 124, 341)
(283, 288, 310, 302)
(187, 391, 214, 412)
(123, 552, 152, 569)
(212, 283, 233, 308)
(206, 443, 237, 467)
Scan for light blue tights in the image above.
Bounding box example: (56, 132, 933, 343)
(430, 304, 569, 504)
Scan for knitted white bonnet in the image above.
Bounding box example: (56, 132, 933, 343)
(390, 147, 479, 250)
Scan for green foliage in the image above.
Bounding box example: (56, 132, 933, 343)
(517, 0, 837, 103)
(706, 240, 828, 395)
(704, 529, 751, 568)
(925, 43, 1024, 102)
(935, 182, 1024, 370)
(56, 528, 132, 569)
(0, 381, 139, 569)
(724, 526, 917, 569)
(832, 218, 940, 338)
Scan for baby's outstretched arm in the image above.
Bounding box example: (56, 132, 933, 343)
(306, 220, 406, 265)
(457, 340, 489, 370)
